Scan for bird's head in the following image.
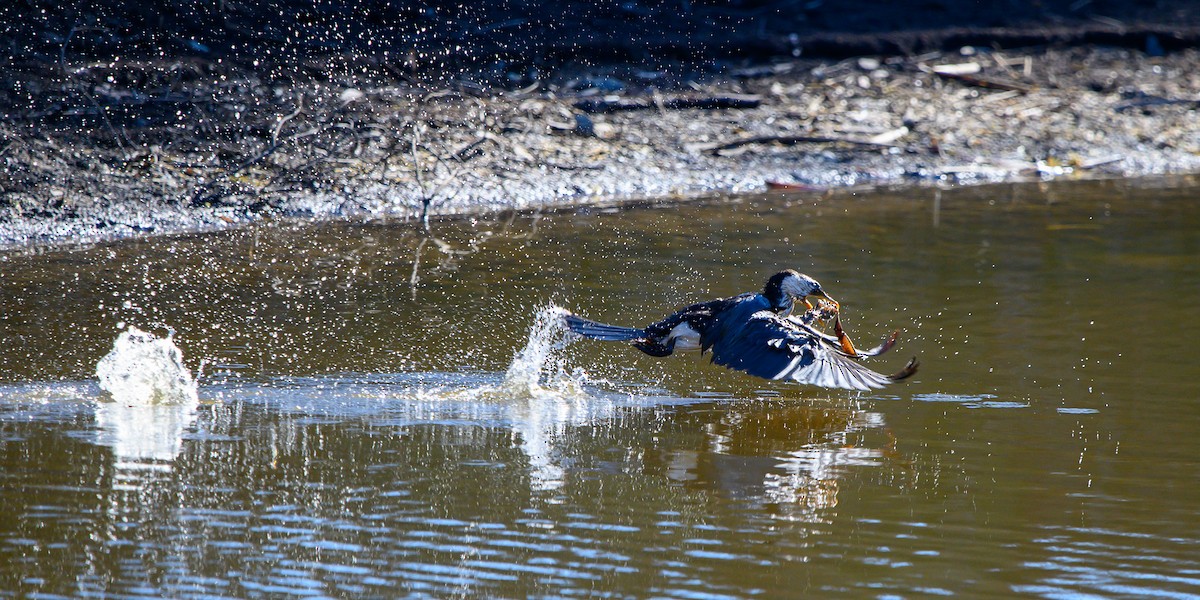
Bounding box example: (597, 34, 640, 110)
(764, 269, 837, 314)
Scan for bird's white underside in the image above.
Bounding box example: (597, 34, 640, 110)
(667, 322, 701, 351)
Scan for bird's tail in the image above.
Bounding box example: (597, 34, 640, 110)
(561, 312, 644, 341)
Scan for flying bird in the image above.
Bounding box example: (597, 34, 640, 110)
(561, 269, 918, 391)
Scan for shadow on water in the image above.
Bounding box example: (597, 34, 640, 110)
(1, 178, 1200, 597)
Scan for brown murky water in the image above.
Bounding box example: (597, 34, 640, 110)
(1, 178, 1199, 597)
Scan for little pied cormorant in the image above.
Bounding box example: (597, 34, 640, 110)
(561, 269, 918, 391)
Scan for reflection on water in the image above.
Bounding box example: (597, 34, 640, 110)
(1017, 526, 1200, 597)
(0, 305, 900, 597)
(1, 178, 1199, 597)
(0, 374, 894, 598)
(93, 401, 198, 467)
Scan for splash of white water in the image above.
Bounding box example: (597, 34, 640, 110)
(501, 304, 594, 491)
(96, 326, 199, 405)
(411, 304, 608, 491)
(503, 304, 581, 396)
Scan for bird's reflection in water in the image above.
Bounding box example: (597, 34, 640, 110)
(646, 401, 895, 519)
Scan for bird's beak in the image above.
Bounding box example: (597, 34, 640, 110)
(807, 290, 839, 312)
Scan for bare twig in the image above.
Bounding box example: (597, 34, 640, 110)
(575, 94, 762, 114)
(695, 133, 918, 155)
(229, 127, 320, 176)
(451, 133, 495, 162)
(272, 94, 304, 146)
(1114, 93, 1200, 113)
(410, 122, 433, 232)
(59, 22, 80, 76)
(935, 72, 1033, 93)
(409, 236, 428, 300)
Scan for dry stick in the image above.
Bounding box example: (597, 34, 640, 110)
(1113, 95, 1200, 112)
(195, 126, 322, 205)
(288, 132, 352, 171)
(413, 124, 476, 231)
(651, 89, 669, 118)
(59, 22, 128, 152)
(451, 134, 492, 162)
(228, 127, 319, 176)
(700, 134, 912, 155)
(411, 123, 432, 232)
(575, 94, 762, 114)
(409, 236, 428, 300)
(934, 72, 1033, 93)
(58, 22, 79, 76)
(272, 94, 304, 146)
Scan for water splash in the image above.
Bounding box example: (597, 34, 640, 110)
(399, 304, 617, 491)
(96, 326, 199, 405)
(501, 304, 597, 490)
(502, 304, 581, 396)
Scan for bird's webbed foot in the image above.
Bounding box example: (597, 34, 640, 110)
(633, 337, 675, 357)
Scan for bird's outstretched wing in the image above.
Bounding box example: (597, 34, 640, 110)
(708, 311, 899, 391)
(785, 314, 900, 358)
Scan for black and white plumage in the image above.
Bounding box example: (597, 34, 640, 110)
(561, 269, 918, 391)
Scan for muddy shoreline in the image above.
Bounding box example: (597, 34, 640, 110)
(5, 4, 1200, 249)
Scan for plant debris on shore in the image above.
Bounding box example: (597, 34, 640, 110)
(4, 1, 1200, 247)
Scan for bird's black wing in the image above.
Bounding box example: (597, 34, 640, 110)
(708, 311, 895, 391)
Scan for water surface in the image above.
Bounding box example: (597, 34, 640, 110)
(1, 178, 1199, 597)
